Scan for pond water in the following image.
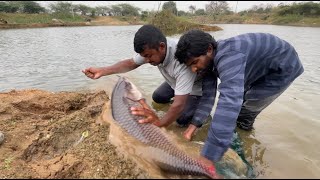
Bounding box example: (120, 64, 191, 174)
(1, 24, 319, 178)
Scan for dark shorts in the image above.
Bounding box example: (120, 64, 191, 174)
(152, 81, 201, 126)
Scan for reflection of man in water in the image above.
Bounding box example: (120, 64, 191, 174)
(174, 30, 304, 164)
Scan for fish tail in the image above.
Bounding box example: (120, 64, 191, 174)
(205, 164, 222, 179)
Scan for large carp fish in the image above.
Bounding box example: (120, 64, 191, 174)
(110, 76, 220, 179)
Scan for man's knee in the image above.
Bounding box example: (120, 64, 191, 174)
(152, 91, 172, 104)
(176, 113, 193, 126)
(152, 82, 174, 104)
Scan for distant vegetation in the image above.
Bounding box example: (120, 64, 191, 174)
(186, 1, 320, 26)
(148, 10, 222, 36)
(0, 1, 319, 27)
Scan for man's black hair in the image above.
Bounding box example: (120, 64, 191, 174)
(175, 29, 217, 64)
(134, 24, 167, 53)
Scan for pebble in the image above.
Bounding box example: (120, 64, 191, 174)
(0, 131, 4, 145)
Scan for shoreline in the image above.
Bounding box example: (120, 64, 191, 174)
(1, 21, 319, 30)
(0, 22, 144, 30)
(212, 22, 320, 28)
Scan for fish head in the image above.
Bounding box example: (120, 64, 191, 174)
(123, 77, 143, 102)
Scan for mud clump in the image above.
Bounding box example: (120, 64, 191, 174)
(0, 89, 149, 179)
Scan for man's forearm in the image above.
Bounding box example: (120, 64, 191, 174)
(159, 102, 185, 127)
(192, 71, 217, 127)
(101, 58, 139, 75)
(158, 95, 188, 127)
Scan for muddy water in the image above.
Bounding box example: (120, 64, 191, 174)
(1, 24, 319, 178)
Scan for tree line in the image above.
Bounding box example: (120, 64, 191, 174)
(0, 1, 141, 17)
(0, 1, 319, 18)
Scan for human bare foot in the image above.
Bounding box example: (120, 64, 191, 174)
(183, 124, 197, 141)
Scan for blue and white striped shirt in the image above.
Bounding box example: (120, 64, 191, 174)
(191, 33, 304, 162)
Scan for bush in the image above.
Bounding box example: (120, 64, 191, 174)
(148, 10, 222, 36)
(0, 2, 20, 13)
(272, 14, 303, 24)
(276, 2, 320, 17)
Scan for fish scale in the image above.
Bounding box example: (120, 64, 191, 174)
(111, 76, 219, 179)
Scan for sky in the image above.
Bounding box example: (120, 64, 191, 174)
(37, 1, 308, 12)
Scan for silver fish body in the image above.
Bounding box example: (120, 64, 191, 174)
(111, 76, 219, 179)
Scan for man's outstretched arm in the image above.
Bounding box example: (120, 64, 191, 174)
(82, 58, 140, 79)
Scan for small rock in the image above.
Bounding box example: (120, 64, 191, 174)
(0, 131, 5, 145)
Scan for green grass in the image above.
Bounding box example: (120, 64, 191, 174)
(270, 15, 320, 26)
(270, 14, 304, 24)
(187, 13, 320, 27)
(0, 13, 85, 24)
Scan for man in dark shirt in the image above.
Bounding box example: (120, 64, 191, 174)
(174, 30, 304, 163)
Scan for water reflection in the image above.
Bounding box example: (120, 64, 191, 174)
(237, 128, 268, 177)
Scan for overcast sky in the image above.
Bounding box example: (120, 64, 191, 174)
(38, 1, 309, 12)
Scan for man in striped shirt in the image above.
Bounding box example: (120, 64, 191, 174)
(174, 30, 304, 163)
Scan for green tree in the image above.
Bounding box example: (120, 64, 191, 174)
(118, 3, 140, 16)
(205, 1, 230, 16)
(110, 3, 140, 16)
(162, 1, 177, 15)
(49, 2, 73, 14)
(276, 2, 320, 17)
(0, 1, 20, 13)
(110, 4, 122, 16)
(77, 4, 91, 15)
(95, 6, 111, 16)
(177, 10, 188, 16)
(0, 2, 9, 12)
(90, 8, 96, 17)
(195, 9, 206, 16)
(21, 1, 45, 14)
(140, 10, 148, 20)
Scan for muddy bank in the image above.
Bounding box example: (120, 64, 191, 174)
(0, 22, 92, 29)
(0, 89, 249, 178)
(0, 16, 143, 30)
(0, 89, 149, 178)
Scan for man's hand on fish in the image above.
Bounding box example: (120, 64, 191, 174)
(82, 67, 104, 79)
(131, 99, 164, 127)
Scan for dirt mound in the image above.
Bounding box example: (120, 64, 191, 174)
(0, 89, 149, 178)
(90, 16, 130, 26)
